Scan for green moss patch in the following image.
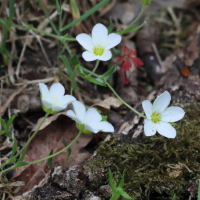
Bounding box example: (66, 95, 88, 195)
(86, 103, 200, 200)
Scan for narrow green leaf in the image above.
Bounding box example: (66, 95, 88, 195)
(5, 157, 16, 164)
(172, 194, 176, 200)
(70, 0, 80, 19)
(11, 161, 28, 169)
(18, 147, 27, 162)
(62, 138, 71, 163)
(36, 0, 58, 34)
(120, 24, 137, 35)
(71, 52, 80, 67)
(7, 113, 17, 128)
(109, 168, 114, 190)
(65, 148, 71, 164)
(61, 0, 109, 31)
(108, 17, 113, 34)
(47, 149, 53, 168)
(118, 169, 126, 188)
(169, 122, 176, 125)
(1, 119, 7, 131)
(0, 18, 6, 25)
(101, 65, 116, 78)
(60, 55, 78, 90)
(56, 0, 61, 14)
(116, 187, 132, 199)
(77, 67, 106, 86)
(113, 48, 121, 56)
(10, 138, 17, 158)
(8, 0, 15, 25)
(0, 130, 6, 134)
(62, 137, 68, 147)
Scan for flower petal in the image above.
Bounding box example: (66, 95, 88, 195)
(156, 121, 176, 138)
(72, 100, 86, 123)
(142, 100, 153, 119)
(41, 99, 52, 109)
(144, 119, 156, 136)
(39, 83, 49, 99)
(153, 91, 171, 113)
(86, 121, 114, 133)
(50, 83, 65, 98)
(76, 33, 95, 52)
(82, 51, 99, 61)
(161, 107, 185, 122)
(52, 105, 65, 112)
(105, 33, 122, 50)
(85, 108, 102, 124)
(98, 50, 112, 61)
(92, 23, 108, 47)
(67, 110, 82, 124)
(58, 95, 76, 107)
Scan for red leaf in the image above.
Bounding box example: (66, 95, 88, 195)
(130, 57, 144, 67)
(116, 68, 129, 85)
(130, 50, 137, 56)
(181, 66, 190, 77)
(122, 58, 132, 71)
(117, 55, 125, 62)
(124, 46, 130, 55)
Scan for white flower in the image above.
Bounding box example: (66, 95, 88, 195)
(142, 91, 185, 138)
(39, 83, 76, 114)
(76, 23, 122, 62)
(67, 100, 114, 133)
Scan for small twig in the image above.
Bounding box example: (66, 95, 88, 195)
(151, 43, 165, 73)
(14, 77, 54, 86)
(16, 35, 28, 79)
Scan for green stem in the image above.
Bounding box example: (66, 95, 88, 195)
(28, 131, 82, 165)
(26, 25, 76, 42)
(121, 5, 145, 34)
(15, 112, 49, 157)
(86, 60, 100, 77)
(105, 81, 146, 119)
(63, 42, 72, 55)
(80, 66, 146, 119)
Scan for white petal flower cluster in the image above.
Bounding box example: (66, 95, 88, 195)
(67, 100, 114, 134)
(142, 91, 185, 138)
(76, 23, 122, 62)
(39, 83, 76, 114)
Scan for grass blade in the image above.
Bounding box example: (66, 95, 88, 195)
(61, 0, 109, 31)
(47, 149, 53, 168)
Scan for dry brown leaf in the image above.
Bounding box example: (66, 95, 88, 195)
(93, 97, 122, 111)
(12, 112, 93, 193)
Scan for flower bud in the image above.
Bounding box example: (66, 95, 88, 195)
(141, 0, 150, 5)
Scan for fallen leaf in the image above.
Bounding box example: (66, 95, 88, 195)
(93, 97, 122, 111)
(12, 112, 93, 193)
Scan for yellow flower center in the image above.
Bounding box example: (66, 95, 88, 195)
(151, 112, 162, 123)
(50, 96, 59, 105)
(93, 46, 105, 56)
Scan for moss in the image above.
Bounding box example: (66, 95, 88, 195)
(86, 103, 200, 200)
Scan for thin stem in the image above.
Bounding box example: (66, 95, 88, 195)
(26, 26, 76, 42)
(105, 81, 146, 119)
(28, 131, 82, 165)
(86, 60, 100, 77)
(15, 112, 49, 157)
(121, 5, 145, 34)
(63, 42, 72, 55)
